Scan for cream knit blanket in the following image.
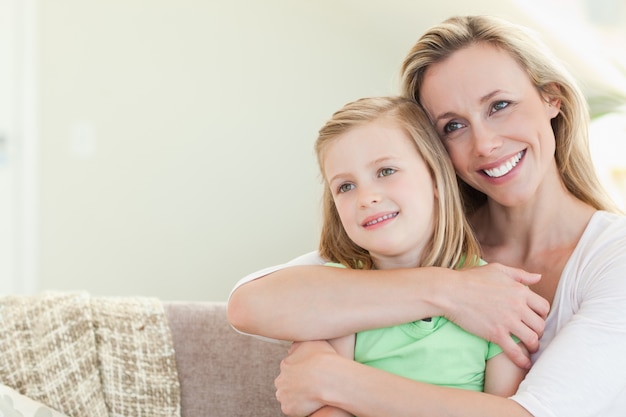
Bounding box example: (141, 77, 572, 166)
(0, 292, 181, 417)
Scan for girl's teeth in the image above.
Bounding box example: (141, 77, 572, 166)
(484, 151, 524, 178)
(366, 212, 398, 226)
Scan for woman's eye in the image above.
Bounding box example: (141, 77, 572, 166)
(338, 183, 355, 193)
(443, 121, 464, 134)
(491, 100, 510, 114)
(379, 168, 396, 177)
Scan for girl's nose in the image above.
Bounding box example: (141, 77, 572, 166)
(358, 187, 381, 207)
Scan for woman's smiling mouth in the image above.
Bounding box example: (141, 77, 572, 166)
(483, 150, 525, 178)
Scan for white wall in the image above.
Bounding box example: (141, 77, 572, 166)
(27, 0, 626, 300)
(37, 0, 425, 300)
(0, 0, 38, 295)
(0, 0, 19, 292)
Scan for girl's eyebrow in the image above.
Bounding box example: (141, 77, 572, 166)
(327, 170, 351, 187)
(327, 156, 398, 185)
(370, 156, 397, 165)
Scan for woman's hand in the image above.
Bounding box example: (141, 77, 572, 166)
(444, 263, 549, 368)
(275, 341, 339, 417)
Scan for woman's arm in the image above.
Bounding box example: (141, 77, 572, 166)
(228, 259, 548, 368)
(275, 341, 533, 417)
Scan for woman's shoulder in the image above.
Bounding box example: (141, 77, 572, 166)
(584, 210, 626, 241)
(572, 210, 626, 269)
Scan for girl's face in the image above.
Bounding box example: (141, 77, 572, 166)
(419, 43, 560, 208)
(323, 118, 436, 269)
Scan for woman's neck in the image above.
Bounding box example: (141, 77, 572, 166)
(471, 171, 595, 269)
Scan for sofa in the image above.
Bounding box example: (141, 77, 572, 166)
(0, 296, 288, 417)
(165, 301, 289, 417)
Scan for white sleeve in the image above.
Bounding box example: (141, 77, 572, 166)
(228, 250, 326, 343)
(510, 226, 626, 417)
(228, 250, 325, 299)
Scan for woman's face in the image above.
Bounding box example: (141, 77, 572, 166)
(419, 43, 560, 208)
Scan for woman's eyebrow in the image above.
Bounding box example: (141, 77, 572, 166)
(432, 89, 503, 124)
(480, 89, 502, 104)
(433, 111, 457, 124)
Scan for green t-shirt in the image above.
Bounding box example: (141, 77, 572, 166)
(354, 316, 501, 391)
(326, 260, 503, 392)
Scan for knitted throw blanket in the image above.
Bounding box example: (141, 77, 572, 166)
(0, 292, 181, 417)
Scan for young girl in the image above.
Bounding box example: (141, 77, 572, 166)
(302, 96, 527, 417)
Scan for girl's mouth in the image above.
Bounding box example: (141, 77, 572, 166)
(363, 212, 398, 227)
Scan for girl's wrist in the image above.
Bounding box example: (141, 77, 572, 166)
(319, 355, 354, 410)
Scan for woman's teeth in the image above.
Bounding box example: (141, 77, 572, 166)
(483, 151, 524, 178)
(365, 212, 398, 226)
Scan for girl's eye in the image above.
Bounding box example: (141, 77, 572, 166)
(491, 100, 510, 114)
(379, 167, 396, 177)
(338, 183, 355, 193)
(443, 121, 464, 135)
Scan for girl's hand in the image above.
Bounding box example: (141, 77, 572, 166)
(275, 341, 338, 417)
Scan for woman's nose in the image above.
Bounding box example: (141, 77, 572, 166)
(471, 120, 502, 156)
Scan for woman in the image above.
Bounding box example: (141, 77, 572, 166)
(228, 15, 626, 417)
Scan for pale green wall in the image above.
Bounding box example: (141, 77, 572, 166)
(36, 0, 624, 300)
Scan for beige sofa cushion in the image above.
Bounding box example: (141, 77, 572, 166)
(164, 302, 288, 417)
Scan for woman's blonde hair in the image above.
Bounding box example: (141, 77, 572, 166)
(316, 96, 481, 270)
(401, 15, 619, 214)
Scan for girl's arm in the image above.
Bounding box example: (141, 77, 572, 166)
(275, 341, 533, 417)
(483, 343, 529, 397)
(307, 335, 356, 417)
(228, 258, 548, 369)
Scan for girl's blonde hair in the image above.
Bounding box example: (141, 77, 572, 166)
(401, 15, 619, 214)
(316, 96, 481, 270)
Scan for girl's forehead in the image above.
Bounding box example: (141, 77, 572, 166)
(323, 122, 424, 172)
(328, 120, 410, 150)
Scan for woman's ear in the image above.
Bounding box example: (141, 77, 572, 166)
(546, 96, 561, 119)
(543, 83, 561, 118)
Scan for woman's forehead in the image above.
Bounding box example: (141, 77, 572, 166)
(420, 44, 529, 111)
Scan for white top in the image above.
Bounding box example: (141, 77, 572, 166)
(510, 210, 626, 417)
(229, 211, 626, 417)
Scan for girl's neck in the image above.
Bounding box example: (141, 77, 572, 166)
(371, 254, 421, 270)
